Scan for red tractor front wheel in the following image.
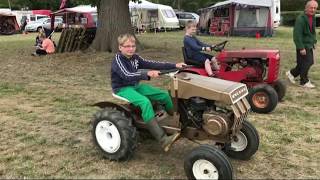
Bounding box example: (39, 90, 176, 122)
(247, 84, 278, 113)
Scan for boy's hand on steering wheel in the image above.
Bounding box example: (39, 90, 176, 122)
(176, 62, 187, 68)
(147, 70, 160, 78)
(205, 47, 212, 51)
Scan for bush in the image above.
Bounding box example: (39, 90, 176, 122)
(281, 11, 302, 26)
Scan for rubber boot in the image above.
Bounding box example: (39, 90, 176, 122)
(166, 109, 174, 116)
(146, 119, 180, 152)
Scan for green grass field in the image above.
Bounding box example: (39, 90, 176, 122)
(0, 27, 319, 179)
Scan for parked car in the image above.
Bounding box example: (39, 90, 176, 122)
(25, 17, 63, 32)
(175, 12, 199, 28)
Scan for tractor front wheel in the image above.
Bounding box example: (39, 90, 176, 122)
(248, 84, 278, 113)
(92, 108, 138, 161)
(184, 145, 233, 180)
(223, 121, 259, 160)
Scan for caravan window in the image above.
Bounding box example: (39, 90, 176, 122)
(30, 15, 36, 21)
(214, 8, 229, 17)
(237, 7, 269, 27)
(162, 9, 176, 18)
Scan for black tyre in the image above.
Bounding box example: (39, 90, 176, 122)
(247, 84, 278, 113)
(92, 108, 138, 161)
(223, 121, 259, 160)
(184, 145, 233, 180)
(272, 79, 287, 102)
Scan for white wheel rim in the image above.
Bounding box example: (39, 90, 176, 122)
(95, 120, 121, 153)
(192, 159, 219, 179)
(231, 131, 248, 151)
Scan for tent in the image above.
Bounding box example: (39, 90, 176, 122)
(0, 11, 20, 35)
(199, 0, 273, 37)
(51, 5, 97, 29)
(129, 0, 179, 31)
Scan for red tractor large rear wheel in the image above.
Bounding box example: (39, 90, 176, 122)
(273, 79, 287, 102)
(247, 84, 278, 113)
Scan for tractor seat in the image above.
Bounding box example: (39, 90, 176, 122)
(182, 47, 204, 68)
(112, 93, 168, 121)
(112, 93, 130, 103)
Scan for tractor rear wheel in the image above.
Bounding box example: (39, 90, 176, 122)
(273, 79, 287, 101)
(92, 107, 138, 161)
(223, 121, 259, 160)
(248, 84, 278, 113)
(184, 145, 233, 180)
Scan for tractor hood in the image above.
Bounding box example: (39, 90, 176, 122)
(171, 72, 248, 105)
(219, 49, 280, 59)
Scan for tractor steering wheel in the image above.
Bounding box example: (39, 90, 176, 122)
(158, 65, 194, 75)
(211, 40, 228, 52)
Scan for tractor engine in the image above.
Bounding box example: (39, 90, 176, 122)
(184, 97, 231, 136)
(185, 97, 207, 128)
(241, 58, 266, 80)
(202, 111, 231, 136)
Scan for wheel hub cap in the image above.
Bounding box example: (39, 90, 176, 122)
(252, 92, 269, 108)
(192, 159, 219, 179)
(231, 131, 248, 151)
(95, 120, 121, 153)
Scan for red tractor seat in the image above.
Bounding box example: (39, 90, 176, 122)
(181, 47, 204, 68)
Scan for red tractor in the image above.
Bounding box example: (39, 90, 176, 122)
(182, 41, 286, 113)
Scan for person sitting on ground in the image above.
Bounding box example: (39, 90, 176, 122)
(111, 33, 186, 152)
(183, 20, 219, 76)
(32, 33, 55, 56)
(35, 28, 45, 47)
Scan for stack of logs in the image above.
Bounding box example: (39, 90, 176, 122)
(56, 27, 96, 53)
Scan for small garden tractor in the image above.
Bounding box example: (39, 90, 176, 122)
(92, 68, 259, 180)
(182, 41, 286, 113)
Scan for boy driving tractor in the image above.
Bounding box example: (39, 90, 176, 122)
(111, 33, 186, 152)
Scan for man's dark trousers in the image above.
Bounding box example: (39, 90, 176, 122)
(290, 48, 314, 85)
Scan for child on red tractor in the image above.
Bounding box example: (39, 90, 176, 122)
(182, 22, 286, 114)
(183, 21, 220, 76)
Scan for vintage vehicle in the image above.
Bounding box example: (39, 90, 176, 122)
(25, 17, 63, 32)
(92, 67, 259, 179)
(182, 41, 286, 113)
(176, 11, 199, 28)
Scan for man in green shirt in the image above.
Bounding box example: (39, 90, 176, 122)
(286, 0, 318, 88)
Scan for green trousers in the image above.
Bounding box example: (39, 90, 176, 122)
(116, 83, 173, 123)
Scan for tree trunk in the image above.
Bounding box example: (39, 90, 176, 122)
(91, 0, 136, 52)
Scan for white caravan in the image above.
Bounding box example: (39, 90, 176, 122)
(129, 0, 180, 31)
(272, 0, 281, 27)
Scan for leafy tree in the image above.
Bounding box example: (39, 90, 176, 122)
(281, 0, 307, 11)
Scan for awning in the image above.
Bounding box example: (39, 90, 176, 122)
(52, 5, 97, 15)
(210, 0, 272, 8)
(32, 10, 52, 16)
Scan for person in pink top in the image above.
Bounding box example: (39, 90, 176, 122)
(32, 33, 55, 56)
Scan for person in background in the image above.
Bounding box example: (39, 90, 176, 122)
(286, 0, 318, 88)
(183, 20, 219, 77)
(20, 17, 28, 35)
(111, 33, 186, 152)
(35, 28, 45, 47)
(32, 33, 55, 56)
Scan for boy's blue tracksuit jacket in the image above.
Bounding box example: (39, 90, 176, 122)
(111, 52, 176, 93)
